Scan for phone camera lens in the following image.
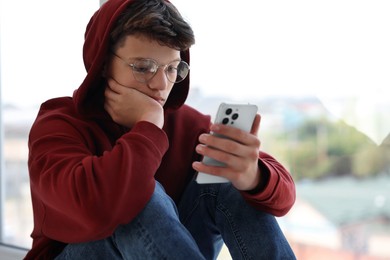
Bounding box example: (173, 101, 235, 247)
(232, 113, 239, 120)
(225, 108, 232, 115)
(222, 118, 229, 125)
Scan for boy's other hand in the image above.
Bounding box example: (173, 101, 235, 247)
(104, 78, 164, 128)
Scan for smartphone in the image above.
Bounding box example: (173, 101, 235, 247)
(195, 103, 258, 184)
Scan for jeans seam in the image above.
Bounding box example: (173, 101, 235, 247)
(181, 190, 217, 225)
(109, 234, 125, 259)
(216, 202, 252, 260)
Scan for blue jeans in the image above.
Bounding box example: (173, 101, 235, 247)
(55, 180, 295, 259)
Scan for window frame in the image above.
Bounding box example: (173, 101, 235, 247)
(0, 244, 28, 260)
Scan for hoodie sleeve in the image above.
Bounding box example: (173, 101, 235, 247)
(240, 151, 296, 217)
(28, 108, 168, 243)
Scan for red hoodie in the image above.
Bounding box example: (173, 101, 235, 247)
(25, 0, 295, 259)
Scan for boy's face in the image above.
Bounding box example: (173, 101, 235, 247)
(107, 35, 181, 106)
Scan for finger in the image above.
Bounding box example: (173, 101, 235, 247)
(196, 142, 235, 163)
(250, 114, 261, 135)
(192, 161, 228, 178)
(193, 163, 234, 180)
(192, 154, 248, 181)
(104, 84, 121, 104)
(196, 138, 257, 168)
(104, 99, 114, 117)
(199, 134, 241, 156)
(209, 124, 259, 146)
(106, 78, 126, 94)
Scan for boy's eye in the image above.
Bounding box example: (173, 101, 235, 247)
(133, 65, 151, 73)
(132, 60, 157, 74)
(166, 64, 178, 74)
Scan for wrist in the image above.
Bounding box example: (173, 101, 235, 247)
(246, 166, 270, 195)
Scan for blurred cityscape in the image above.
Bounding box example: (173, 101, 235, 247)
(2, 88, 390, 259)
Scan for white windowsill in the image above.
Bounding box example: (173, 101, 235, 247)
(0, 245, 28, 260)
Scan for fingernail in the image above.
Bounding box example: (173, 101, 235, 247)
(196, 145, 203, 153)
(211, 124, 220, 131)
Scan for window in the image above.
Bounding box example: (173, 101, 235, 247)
(1, 0, 389, 259)
(0, 0, 99, 251)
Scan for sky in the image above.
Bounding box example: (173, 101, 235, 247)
(0, 0, 389, 143)
(175, 0, 390, 98)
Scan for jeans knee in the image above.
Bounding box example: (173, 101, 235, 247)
(147, 182, 178, 216)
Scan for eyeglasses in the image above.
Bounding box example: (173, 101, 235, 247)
(112, 53, 189, 84)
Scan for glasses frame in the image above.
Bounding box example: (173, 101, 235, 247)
(111, 52, 189, 84)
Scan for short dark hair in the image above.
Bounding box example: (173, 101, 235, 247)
(110, 0, 195, 51)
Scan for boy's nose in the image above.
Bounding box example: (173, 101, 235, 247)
(147, 68, 170, 90)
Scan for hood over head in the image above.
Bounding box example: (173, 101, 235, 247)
(73, 0, 191, 117)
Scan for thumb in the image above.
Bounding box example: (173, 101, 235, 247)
(250, 114, 261, 135)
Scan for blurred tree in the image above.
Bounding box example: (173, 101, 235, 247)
(277, 118, 381, 180)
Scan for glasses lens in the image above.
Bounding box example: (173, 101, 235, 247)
(131, 59, 189, 84)
(132, 59, 158, 83)
(169, 61, 189, 83)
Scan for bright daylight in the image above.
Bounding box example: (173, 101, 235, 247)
(0, 0, 389, 259)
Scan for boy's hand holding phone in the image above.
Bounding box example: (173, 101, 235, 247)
(193, 103, 262, 191)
